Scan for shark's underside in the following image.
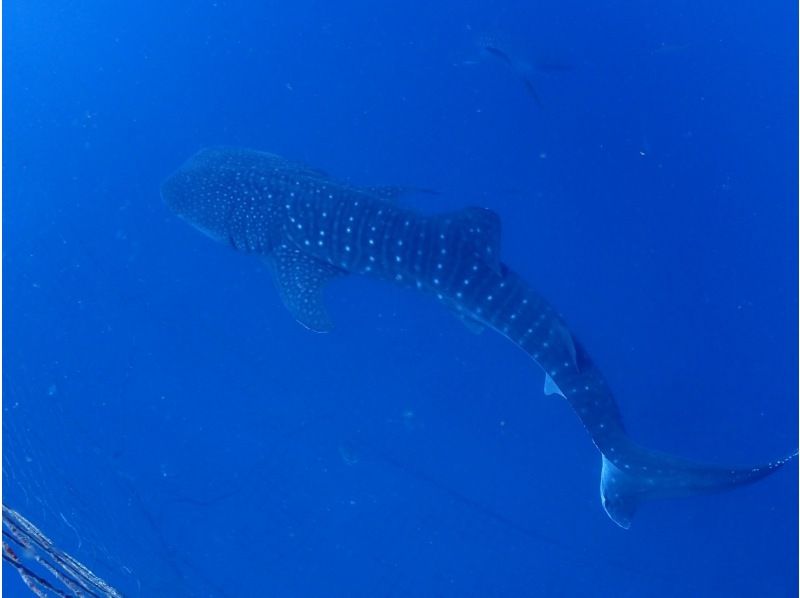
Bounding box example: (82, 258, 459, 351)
(162, 146, 795, 528)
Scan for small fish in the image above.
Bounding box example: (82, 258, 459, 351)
(522, 77, 543, 107)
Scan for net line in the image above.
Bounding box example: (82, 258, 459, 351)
(3, 504, 123, 598)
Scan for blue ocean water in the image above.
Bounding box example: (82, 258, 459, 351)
(3, 1, 797, 596)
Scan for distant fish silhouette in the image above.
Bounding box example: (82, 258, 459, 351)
(482, 44, 514, 67)
(521, 77, 543, 107)
(478, 39, 544, 108)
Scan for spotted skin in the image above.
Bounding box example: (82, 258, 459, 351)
(163, 147, 795, 528)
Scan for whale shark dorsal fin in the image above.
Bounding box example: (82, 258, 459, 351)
(361, 185, 441, 202)
(552, 320, 578, 370)
(450, 206, 503, 272)
(253, 149, 331, 179)
(267, 246, 345, 333)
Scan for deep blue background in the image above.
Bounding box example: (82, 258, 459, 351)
(3, 1, 797, 596)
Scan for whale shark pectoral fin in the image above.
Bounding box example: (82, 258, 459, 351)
(266, 247, 345, 333)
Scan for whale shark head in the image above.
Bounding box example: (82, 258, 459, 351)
(161, 148, 239, 244)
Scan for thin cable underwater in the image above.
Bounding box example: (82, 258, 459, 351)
(2, 504, 124, 598)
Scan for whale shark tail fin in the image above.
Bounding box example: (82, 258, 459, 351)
(599, 446, 797, 529)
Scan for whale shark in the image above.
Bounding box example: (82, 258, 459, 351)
(162, 146, 795, 528)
